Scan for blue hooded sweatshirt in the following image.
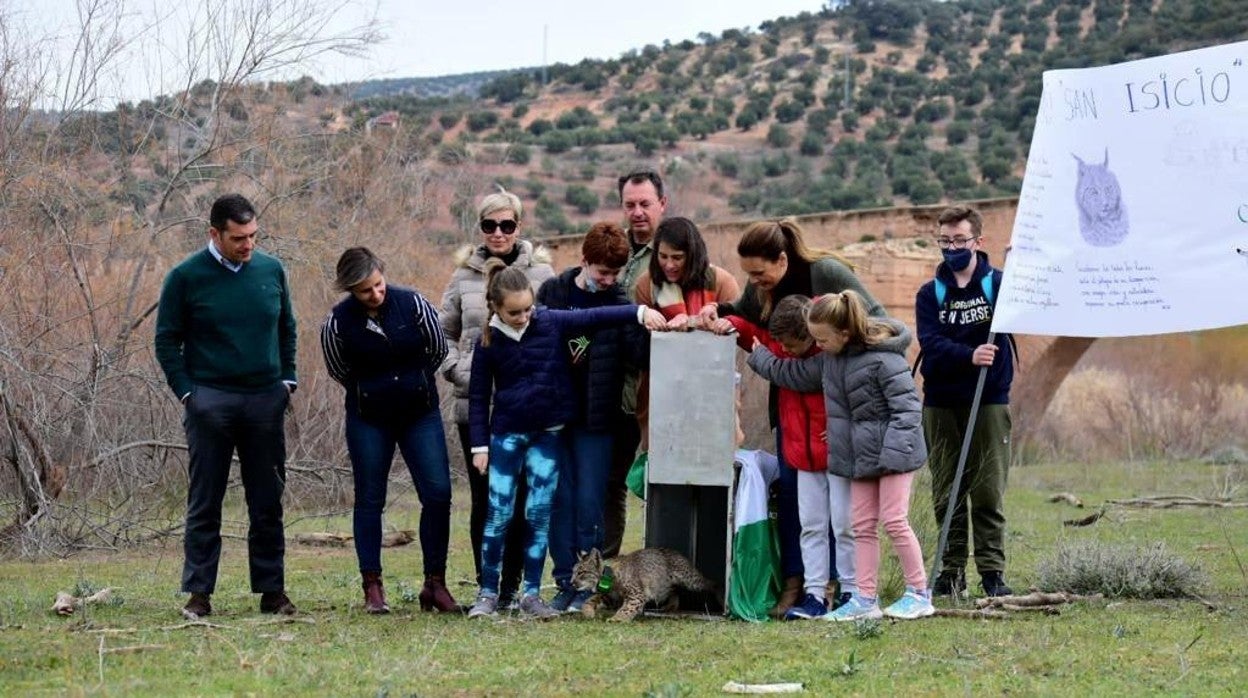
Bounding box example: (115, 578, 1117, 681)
(914, 250, 1013, 408)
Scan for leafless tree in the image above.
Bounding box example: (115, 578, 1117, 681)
(0, 0, 384, 552)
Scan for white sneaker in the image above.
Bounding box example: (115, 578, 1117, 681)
(823, 594, 883, 621)
(882, 588, 935, 620)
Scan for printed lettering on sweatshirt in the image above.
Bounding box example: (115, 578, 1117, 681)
(939, 297, 994, 326)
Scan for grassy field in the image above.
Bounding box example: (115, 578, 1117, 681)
(1, 458, 1245, 696)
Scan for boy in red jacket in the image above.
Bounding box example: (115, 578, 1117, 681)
(728, 295, 856, 620)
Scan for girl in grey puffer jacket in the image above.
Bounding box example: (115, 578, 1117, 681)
(747, 290, 934, 622)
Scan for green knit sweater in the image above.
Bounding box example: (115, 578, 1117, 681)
(154, 249, 297, 398)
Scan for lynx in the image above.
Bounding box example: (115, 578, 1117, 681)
(571, 547, 720, 622)
(1073, 148, 1129, 247)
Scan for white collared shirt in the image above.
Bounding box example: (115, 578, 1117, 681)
(488, 314, 529, 342)
(207, 241, 243, 273)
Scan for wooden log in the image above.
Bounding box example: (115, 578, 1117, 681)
(932, 608, 1011, 620)
(1064, 508, 1105, 527)
(1047, 492, 1084, 508)
(290, 530, 413, 547)
(976, 592, 1103, 609)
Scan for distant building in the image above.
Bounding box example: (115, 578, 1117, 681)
(365, 111, 400, 135)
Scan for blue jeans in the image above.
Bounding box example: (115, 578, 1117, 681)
(549, 428, 614, 586)
(480, 430, 561, 597)
(345, 409, 452, 576)
(775, 427, 805, 580)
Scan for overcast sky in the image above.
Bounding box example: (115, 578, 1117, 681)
(331, 0, 827, 81)
(16, 0, 826, 106)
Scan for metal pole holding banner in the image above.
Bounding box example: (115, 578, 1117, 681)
(926, 331, 996, 595)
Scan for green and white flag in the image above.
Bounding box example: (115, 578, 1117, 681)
(728, 449, 782, 622)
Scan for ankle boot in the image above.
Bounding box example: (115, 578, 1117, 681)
(361, 571, 389, 614)
(419, 574, 459, 613)
(769, 576, 803, 619)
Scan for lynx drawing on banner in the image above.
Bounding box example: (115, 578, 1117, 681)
(1073, 149, 1129, 247)
(992, 39, 1248, 338)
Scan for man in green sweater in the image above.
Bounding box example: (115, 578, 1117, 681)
(155, 194, 299, 619)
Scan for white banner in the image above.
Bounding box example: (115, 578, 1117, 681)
(993, 41, 1248, 337)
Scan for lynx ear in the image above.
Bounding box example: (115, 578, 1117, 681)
(1102, 147, 1109, 167)
(589, 548, 602, 564)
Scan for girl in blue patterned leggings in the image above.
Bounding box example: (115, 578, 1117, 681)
(467, 258, 666, 619)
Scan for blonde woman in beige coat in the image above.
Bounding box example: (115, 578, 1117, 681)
(439, 187, 554, 608)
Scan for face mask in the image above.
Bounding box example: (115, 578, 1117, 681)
(942, 248, 973, 272)
(581, 271, 600, 293)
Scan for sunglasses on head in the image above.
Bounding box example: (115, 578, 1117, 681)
(480, 218, 518, 235)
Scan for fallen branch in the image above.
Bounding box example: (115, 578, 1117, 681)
(976, 592, 1103, 609)
(290, 532, 351, 546)
(87, 620, 230, 633)
(1107, 496, 1248, 509)
(289, 530, 413, 547)
(1064, 507, 1106, 527)
(1048, 492, 1084, 508)
(722, 681, 804, 694)
(382, 530, 414, 547)
(998, 604, 1062, 615)
(52, 588, 116, 616)
(932, 608, 1010, 620)
(101, 644, 167, 654)
(1187, 594, 1219, 612)
(240, 615, 317, 626)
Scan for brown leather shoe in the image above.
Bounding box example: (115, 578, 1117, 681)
(259, 591, 297, 615)
(182, 592, 212, 620)
(418, 575, 459, 613)
(362, 571, 389, 614)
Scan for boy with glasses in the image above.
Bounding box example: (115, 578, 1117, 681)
(914, 205, 1015, 598)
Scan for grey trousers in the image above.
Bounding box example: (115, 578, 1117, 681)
(796, 469, 856, 598)
(181, 383, 289, 594)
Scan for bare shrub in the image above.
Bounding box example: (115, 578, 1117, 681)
(1036, 364, 1248, 464)
(0, 0, 391, 553)
(1035, 541, 1208, 599)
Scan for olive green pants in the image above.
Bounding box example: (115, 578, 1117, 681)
(924, 404, 1011, 575)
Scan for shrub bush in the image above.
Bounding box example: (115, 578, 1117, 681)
(466, 110, 499, 133)
(767, 124, 792, 148)
(438, 112, 461, 129)
(504, 143, 531, 165)
(564, 184, 598, 214)
(799, 132, 824, 157)
(1036, 542, 1208, 599)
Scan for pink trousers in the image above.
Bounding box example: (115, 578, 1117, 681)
(850, 471, 926, 598)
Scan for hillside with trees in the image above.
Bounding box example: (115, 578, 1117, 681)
(346, 0, 1247, 233)
(1, 0, 1245, 552)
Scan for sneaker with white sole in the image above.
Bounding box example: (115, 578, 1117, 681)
(883, 588, 935, 620)
(549, 586, 578, 612)
(823, 594, 883, 622)
(518, 594, 560, 620)
(467, 592, 498, 619)
(567, 590, 595, 613)
(783, 593, 828, 620)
